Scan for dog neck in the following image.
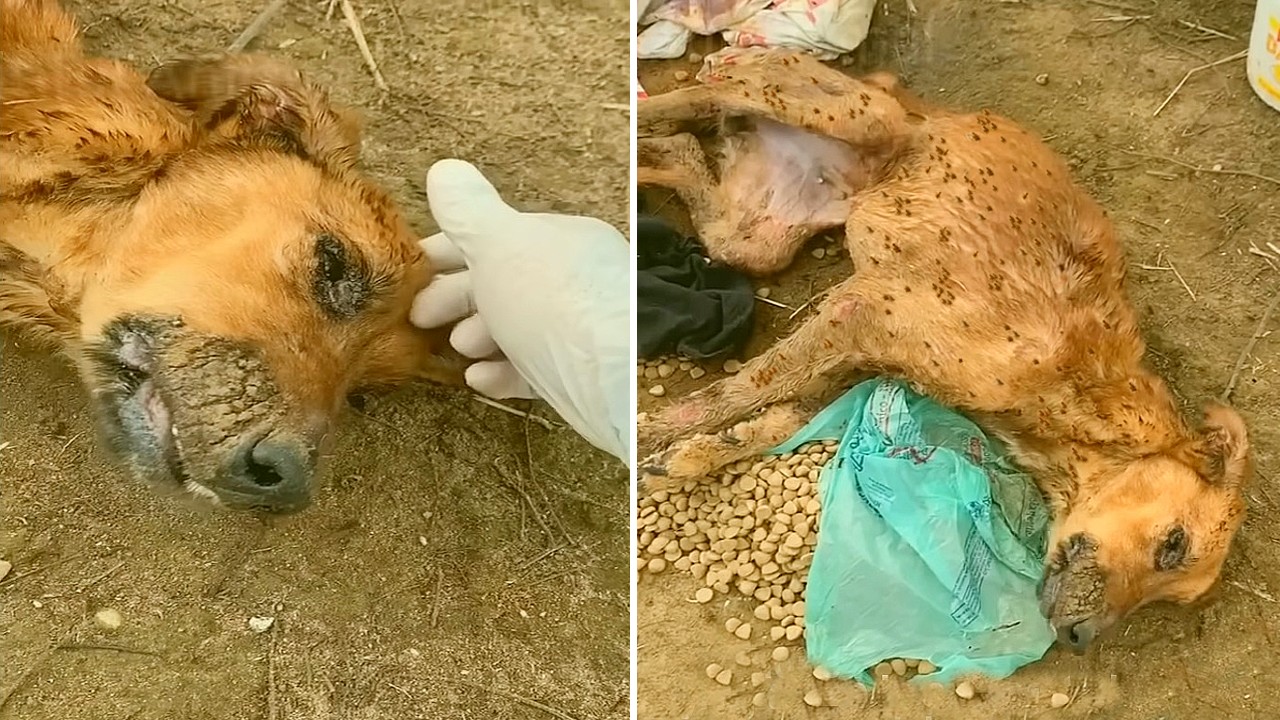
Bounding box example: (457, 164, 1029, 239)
(983, 367, 1193, 513)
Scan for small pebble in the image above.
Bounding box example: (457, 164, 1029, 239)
(0, 559, 11, 583)
(689, 367, 706, 379)
(1050, 692, 1070, 708)
(813, 666, 833, 681)
(955, 681, 976, 700)
(1035, 73, 1049, 85)
(674, 70, 690, 82)
(803, 689, 823, 707)
(734, 622, 753, 640)
(723, 359, 743, 373)
(771, 646, 790, 662)
(648, 384, 666, 397)
(917, 660, 937, 675)
(93, 608, 123, 631)
(714, 668, 733, 685)
(32, 600, 43, 609)
(890, 658, 908, 676)
(811, 247, 826, 259)
(706, 662, 723, 679)
(695, 587, 714, 603)
(248, 616, 275, 634)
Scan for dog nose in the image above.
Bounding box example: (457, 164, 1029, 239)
(224, 434, 314, 511)
(245, 440, 305, 488)
(1054, 618, 1096, 655)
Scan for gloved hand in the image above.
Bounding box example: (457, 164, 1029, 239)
(411, 159, 632, 466)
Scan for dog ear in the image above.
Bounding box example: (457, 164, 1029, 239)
(147, 53, 362, 172)
(1179, 403, 1251, 490)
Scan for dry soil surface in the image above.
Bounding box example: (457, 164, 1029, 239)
(636, 1, 1280, 718)
(1, 1, 630, 719)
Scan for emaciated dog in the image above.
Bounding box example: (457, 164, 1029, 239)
(636, 49, 1252, 653)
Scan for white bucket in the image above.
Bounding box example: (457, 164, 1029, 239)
(1248, 0, 1280, 112)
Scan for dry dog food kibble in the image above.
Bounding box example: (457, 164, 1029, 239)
(637, 443, 839, 682)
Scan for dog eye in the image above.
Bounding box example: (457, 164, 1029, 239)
(312, 233, 370, 319)
(1155, 526, 1189, 571)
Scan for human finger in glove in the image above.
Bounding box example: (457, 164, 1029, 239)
(410, 159, 631, 466)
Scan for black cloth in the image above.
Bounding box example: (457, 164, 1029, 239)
(637, 214, 755, 360)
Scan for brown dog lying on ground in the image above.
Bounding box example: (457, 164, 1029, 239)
(636, 49, 1252, 653)
(1, 0, 463, 513)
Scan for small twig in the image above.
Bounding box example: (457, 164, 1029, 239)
(1091, 14, 1150, 22)
(472, 396, 560, 430)
(1177, 20, 1236, 41)
(1138, 257, 1197, 301)
(339, 0, 389, 91)
(1222, 282, 1280, 402)
(1141, 251, 1198, 298)
(508, 545, 565, 583)
(0, 551, 89, 589)
(56, 643, 162, 657)
(1153, 49, 1247, 117)
(227, 0, 289, 53)
(324, 0, 338, 21)
(754, 294, 795, 310)
(494, 459, 561, 545)
(1228, 579, 1276, 603)
(76, 560, 124, 592)
(387, 683, 414, 700)
(0, 99, 39, 106)
(429, 567, 445, 629)
(436, 678, 582, 720)
(600, 102, 629, 111)
(1118, 148, 1280, 187)
(1087, 0, 1150, 11)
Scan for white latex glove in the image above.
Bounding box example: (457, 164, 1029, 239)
(410, 159, 631, 466)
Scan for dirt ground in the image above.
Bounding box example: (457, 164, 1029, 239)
(636, 0, 1280, 718)
(1, 1, 629, 719)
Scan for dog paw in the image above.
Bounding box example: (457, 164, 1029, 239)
(717, 429, 742, 446)
(638, 450, 676, 491)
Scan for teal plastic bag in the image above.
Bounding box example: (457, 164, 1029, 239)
(771, 378, 1055, 685)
